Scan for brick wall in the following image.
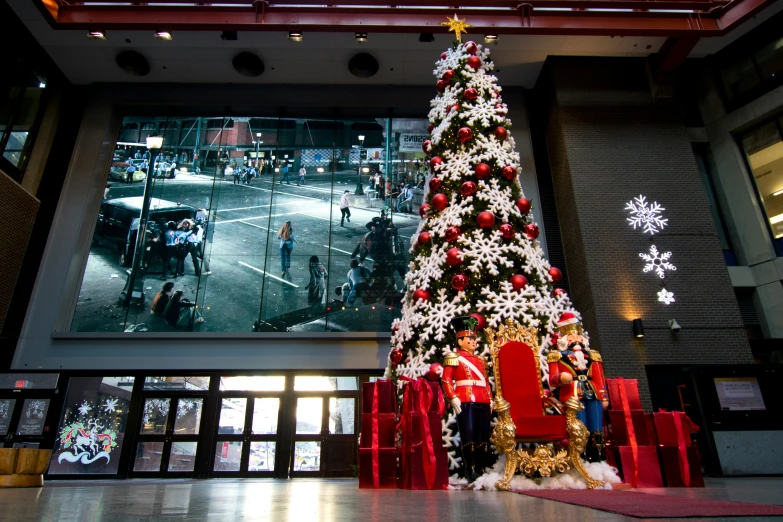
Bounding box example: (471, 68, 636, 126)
(540, 57, 752, 408)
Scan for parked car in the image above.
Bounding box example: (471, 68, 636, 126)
(96, 197, 196, 266)
(108, 166, 147, 183)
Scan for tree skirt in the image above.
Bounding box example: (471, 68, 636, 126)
(518, 490, 783, 518)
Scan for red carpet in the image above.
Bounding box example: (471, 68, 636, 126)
(519, 490, 783, 518)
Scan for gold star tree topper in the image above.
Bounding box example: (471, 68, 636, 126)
(441, 14, 473, 43)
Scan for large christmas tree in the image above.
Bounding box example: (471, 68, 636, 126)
(387, 20, 585, 472)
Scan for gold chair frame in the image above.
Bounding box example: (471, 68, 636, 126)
(485, 319, 604, 491)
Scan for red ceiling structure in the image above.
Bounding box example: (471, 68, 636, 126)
(35, 0, 775, 36)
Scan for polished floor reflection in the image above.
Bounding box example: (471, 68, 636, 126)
(2, 478, 783, 522)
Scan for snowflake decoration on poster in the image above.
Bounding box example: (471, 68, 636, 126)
(420, 288, 471, 342)
(103, 398, 119, 413)
(475, 178, 519, 222)
(78, 401, 92, 416)
(658, 288, 676, 305)
(625, 195, 668, 235)
(458, 229, 518, 276)
(639, 244, 676, 279)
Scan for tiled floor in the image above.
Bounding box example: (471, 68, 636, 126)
(1, 477, 781, 522)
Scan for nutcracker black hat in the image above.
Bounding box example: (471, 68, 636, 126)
(451, 316, 478, 339)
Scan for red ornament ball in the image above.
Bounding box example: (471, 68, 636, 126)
(495, 104, 507, 114)
(451, 273, 469, 291)
(477, 211, 495, 229)
(450, 103, 460, 114)
(442, 69, 454, 82)
(502, 165, 517, 181)
(458, 127, 474, 143)
(422, 140, 432, 154)
(429, 156, 443, 169)
(466, 56, 482, 70)
(432, 193, 449, 211)
(553, 288, 567, 298)
(461, 180, 477, 197)
(474, 163, 491, 179)
(444, 226, 461, 243)
(427, 123, 434, 133)
(494, 126, 508, 141)
(425, 363, 443, 382)
(440, 52, 448, 60)
(419, 203, 430, 218)
(436, 80, 446, 92)
(464, 41, 478, 55)
(428, 176, 442, 192)
(499, 223, 515, 239)
(464, 88, 478, 101)
(389, 349, 404, 365)
(418, 231, 431, 246)
(548, 267, 563, 283)
(510, 274, 528, 291)
(446, 247, 462, 266)
(470, 312, 486, 331)
(524, 223, 540, 239)
(516, 197, 532, 214)
(412, 288, 431, 302)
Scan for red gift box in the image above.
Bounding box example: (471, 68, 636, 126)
(617, 445, 663, 488)
(609, 410, 657, 446)
(360, 412, 397, 449)
(399, 446, 449, 490)
(362, 379, 396, 414)
(401, 379, 445, 415)
(607, 378, 642, 411)
(401, 411, 443, 449)
(359, 447, 398, 489)
(659, 446, 704, 488)
(652, 411, 693, 447)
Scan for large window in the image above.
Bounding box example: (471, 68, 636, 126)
(741, 119, 783, 252)
(72, 116, 430, 333)
(0, 66, 47, 180)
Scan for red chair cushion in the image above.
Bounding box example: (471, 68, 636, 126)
(498, 340, 567, 441)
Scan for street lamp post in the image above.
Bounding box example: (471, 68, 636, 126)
(355, 134, 365, 196)
(255, 132, 262, 167)
(121, 135, 163, 308)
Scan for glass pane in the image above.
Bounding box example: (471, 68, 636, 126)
(296, 397, 322, 434)
(173, 398, 203, 435)
(168, 441, 198, 472)
(144, 376, 210, 391)
(249, 441, 276, 472)
(293, 441, 321, 471)
(754, 37, 783, 81)
(218, 398, 246, 435)
(16, 399, 49, 436)
(252, 398, 279, 434)
(49, 377, 135, 475)
(294, 376, 358, 391)
(741, 122, 783, 239)
(141, 398, 170, 434)
(134, 441, 164, 472)
(213, 441, 243, 471)
(720, 56, 761, 100)
(329, 398, 355, 435)
(0, 399, 16, 436)
(219, 376, 285, 391)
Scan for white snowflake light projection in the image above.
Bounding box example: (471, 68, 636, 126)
(639, 245, 676, 279)
(625, 195, 668, 235)
(658, 288, 675, 305)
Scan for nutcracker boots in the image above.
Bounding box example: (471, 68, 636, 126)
(584, 430, 606, 463)
(461, 443, 479, 483)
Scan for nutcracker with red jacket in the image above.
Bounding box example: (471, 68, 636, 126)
(547, 312, 609, 461)
(441, 316, 492, 483)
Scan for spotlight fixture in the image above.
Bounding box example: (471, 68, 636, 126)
(419, 33, 435, 43)
(484, 34, 499, 44)
(355, 32, 368, 43)
(154, 31, 172, 41)
(288, 31, 303, 42)
(87, 31, 106, 40)
(773, 189, 783, 197)
(668, 319, 681, 332)
(632, 319, 644, 338)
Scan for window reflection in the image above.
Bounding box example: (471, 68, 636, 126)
(72, 116, 429, 333)
(741, 122, 783, 241)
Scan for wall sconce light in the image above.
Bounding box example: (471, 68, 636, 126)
(668, 319, 681, 332)
(87, 31, 107, 40)
(154, 31, 173, 41)
(484, 34, 499, 44)
(288, 31, 303, 42)
(632, 319, 644, 338)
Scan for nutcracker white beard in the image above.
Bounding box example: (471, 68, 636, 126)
(557, 334, 588, 370)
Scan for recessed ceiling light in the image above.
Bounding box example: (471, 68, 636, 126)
(154, 31, 172, 41)
(484, 34, 499, 44)
(87, 31, 106, 40)
(288, 31, 303, 42)
(773, 189, 783, 197)
(355, 32, 368, 43)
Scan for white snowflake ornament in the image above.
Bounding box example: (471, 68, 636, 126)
(103, 398, 119, 413)
(639, 244, 676, 279)
(78, 401, 92, 416)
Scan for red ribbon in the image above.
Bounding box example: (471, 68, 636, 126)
(372, 380, 380, 488)
(618, 379, 639, 488)
(673, 412, 690, 487)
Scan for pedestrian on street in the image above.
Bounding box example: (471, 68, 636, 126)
(339, 190, 351, 227)
(233, 167, 242, 185)
(196, 209, 213, 275)
(297, 166, 306, 186)
(177, 219, 201, 277)
(161, 221, 178, 279)
(346, 258, 371, 306)
(125, 164, 136, 184)
(305, 255, 328, 306)
(245, 166, 256, 185)
(150, 282, 175, 316)
(277, 221, 296, 277)
(280, 164, 291, 184)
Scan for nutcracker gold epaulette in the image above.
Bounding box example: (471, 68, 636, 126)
(589, 351, 602, 362)
(547, 351, 562, 363)
(444, 352, 459, 366)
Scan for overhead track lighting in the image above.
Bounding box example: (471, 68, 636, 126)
(484, 34, 499, 44)
(87, 31, 106, 40)
(154, 31, 173, 41)
(289, 31, 303, 42)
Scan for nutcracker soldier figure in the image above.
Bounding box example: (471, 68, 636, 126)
(547, 312, 609, 461)
(442, 316, 492, 483)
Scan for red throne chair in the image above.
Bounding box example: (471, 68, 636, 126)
(485, 320, 604, 490)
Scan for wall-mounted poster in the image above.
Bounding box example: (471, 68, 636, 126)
(0, 399, 16, 435)
(16, 399, 50, 435)
(714, 377, 766, 411)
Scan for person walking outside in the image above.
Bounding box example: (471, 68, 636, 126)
(280, 164, 291, 184)
(305, 255, 328, 306)
(277, 221, 297, 277)
(339, 190, 351, 227)
(297, 166, 306, 186)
